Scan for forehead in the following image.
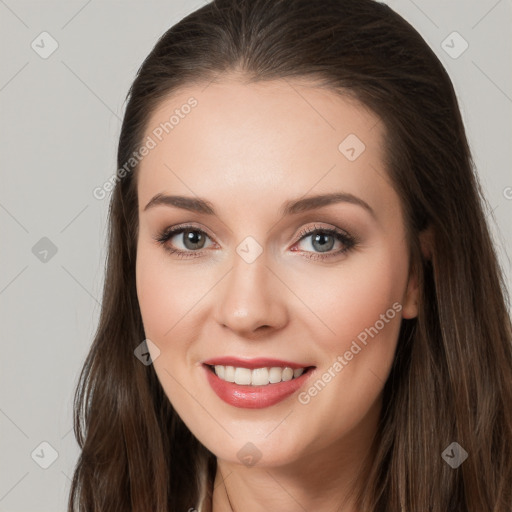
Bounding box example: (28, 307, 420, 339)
(136, 77, 397, 221)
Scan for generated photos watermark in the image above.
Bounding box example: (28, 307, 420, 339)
(298, 301, 403, 405)
(93, 96, 198, 200)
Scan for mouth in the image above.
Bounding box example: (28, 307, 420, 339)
(201, 360, 316, 409)
(204, 363, 315, 386)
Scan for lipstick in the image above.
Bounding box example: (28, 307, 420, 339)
(201, 357, 315, 409)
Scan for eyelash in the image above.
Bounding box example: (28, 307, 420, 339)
(154, 223, 357, 261)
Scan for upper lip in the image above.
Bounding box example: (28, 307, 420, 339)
(202, 356, 313, 370)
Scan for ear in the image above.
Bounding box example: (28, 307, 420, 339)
(401, 225, 434, 319)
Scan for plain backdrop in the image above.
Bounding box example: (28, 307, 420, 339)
(0, 1, 511, 510)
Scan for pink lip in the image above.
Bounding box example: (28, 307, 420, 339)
(202, 356, 309, 370)
(202, 361, 316, 409)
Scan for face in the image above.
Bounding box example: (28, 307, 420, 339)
(135, 76, 420, 469)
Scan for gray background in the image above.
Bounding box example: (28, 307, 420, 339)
(0, 0, 511, 510)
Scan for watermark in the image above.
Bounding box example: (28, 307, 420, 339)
(298, 301, 402, 405)
(441, 31, 469, 59)
(92, 96, 198, 200)
(31, 441, 59, 469)
(338, 133, 366, 161)
(134, 339, 161, 366)
(237, 441, 262, 467)
(236, 236, 264, 263)
(31, 31, 59, 59)
(441, 442, 468, 468)
(32, 236, 58, 263)
(503, 186, 512, 200)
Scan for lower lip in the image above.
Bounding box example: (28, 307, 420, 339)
(203, 365, 315, 409)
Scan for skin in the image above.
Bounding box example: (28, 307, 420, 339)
(135, 74, 426, 512)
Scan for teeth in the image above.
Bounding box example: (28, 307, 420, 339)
(213, 365, 306, 385)
(234, 367, 252, 385)
(282, 367, 293, 381)
(251, 367, 269, 386)
(293, 368, 304, 378)
(269, 366, 282, 383)
(224, 365, 235, 382)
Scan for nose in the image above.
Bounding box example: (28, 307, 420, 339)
(214, 251, 289, 337)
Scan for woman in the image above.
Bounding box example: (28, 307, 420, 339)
(68, 0, 512, 510)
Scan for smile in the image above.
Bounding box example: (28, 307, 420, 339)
(201, 358, 316, 409)
(210, 364, 305, 385)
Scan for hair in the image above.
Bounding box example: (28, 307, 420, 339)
(67, 0, 512, 510)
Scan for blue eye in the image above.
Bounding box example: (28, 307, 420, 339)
(154, 223, 357, 260)
(292, 224, 356, 260)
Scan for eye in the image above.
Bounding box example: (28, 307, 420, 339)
(292, 224, 357, 260)
(154, 222, 358, 261)
(154, 224, 214, 259)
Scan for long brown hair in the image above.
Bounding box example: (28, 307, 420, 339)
(68, 0, 512, 510)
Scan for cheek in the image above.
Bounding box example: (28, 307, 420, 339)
(136, 245, 190, 340)
(294, 248, 407, 350)
(135, 244, 200, 339)
(136, 250, 169, 337)
(288, 249, 407, 443)
(339, 266, 400, 339)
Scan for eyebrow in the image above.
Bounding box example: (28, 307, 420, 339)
(143, 192, 376, 219)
